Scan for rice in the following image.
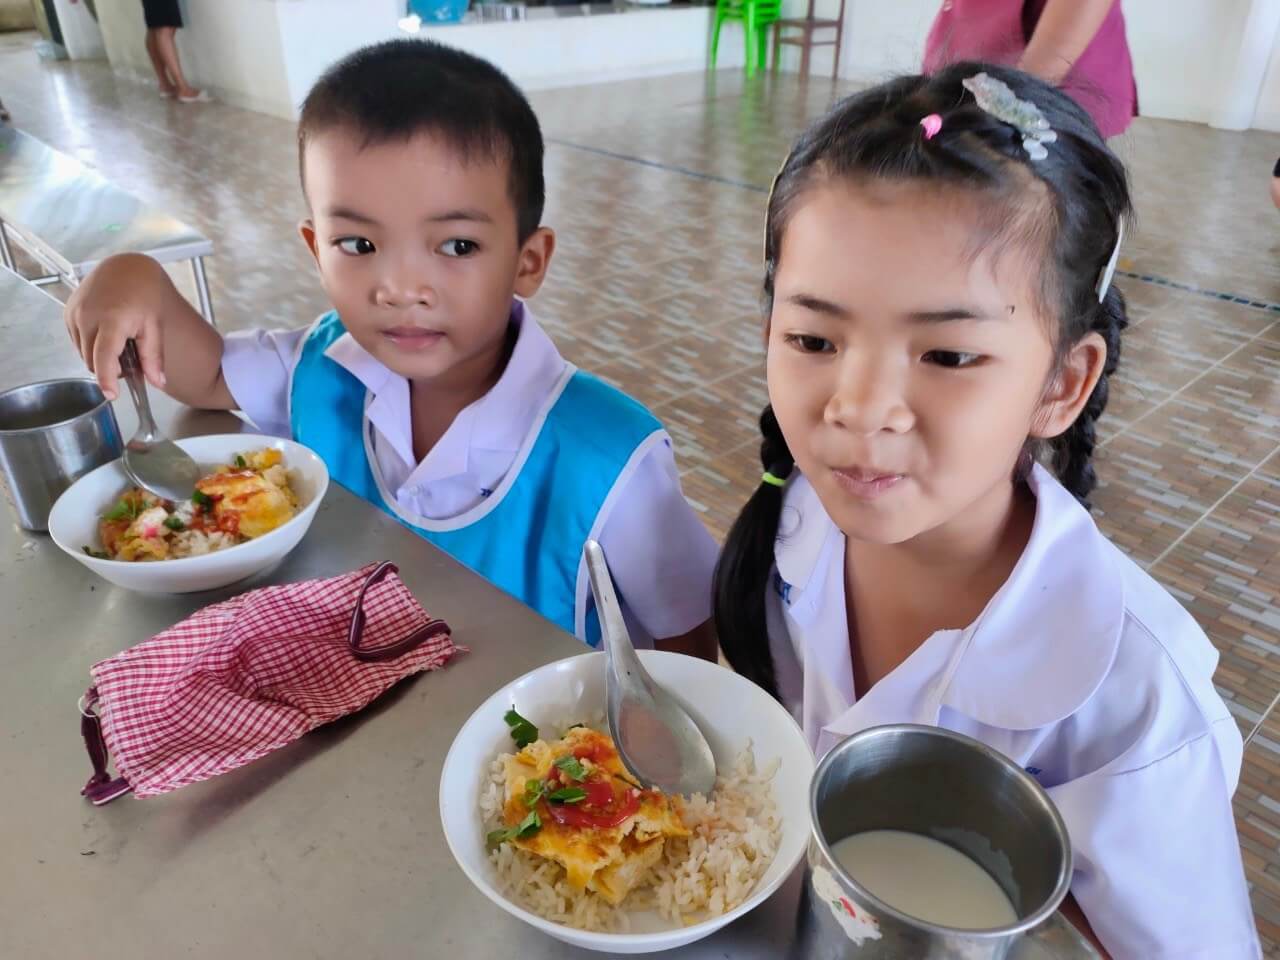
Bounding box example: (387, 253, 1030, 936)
(480, 736, 781, 933)
(170, 529, 239, 558)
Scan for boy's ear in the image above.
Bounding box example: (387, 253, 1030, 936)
(299, 219, 320, 266)
(513, 227, 555, 299)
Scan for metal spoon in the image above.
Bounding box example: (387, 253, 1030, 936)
(118, 339, 201, 501)
(584, 539, 717, 796)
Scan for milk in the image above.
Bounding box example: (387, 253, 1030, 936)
(829, 830, 1018, 930)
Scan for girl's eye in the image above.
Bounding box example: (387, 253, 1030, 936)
(335, 237, 376, 256)
(783, 333, 835, 354)
(439, 238, 479, 258)
(923, 350, 982, 368)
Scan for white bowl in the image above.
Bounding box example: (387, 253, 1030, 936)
(47, 433, 329, 593)
(439, 650, 814, 954)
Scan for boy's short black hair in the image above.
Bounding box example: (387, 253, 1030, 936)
(297, 39, 545, 241)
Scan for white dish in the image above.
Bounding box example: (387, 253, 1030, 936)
(47, 433, 329, 593)
(439, 650, 815, 954)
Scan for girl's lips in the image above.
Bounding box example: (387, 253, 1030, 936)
(832, 467, 905, 500)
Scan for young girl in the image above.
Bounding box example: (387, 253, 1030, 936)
(715, 64, 1258, 957)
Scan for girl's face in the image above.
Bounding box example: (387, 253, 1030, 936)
(767, 177, 1092, 546)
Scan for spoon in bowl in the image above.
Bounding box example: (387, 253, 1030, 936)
(584, 539, 717, 796)
(118, 339, 201, 501)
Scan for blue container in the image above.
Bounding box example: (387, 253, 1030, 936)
(408, 0, 471, 23)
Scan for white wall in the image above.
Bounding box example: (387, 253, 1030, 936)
(274, 0, 403, 115)
(96, 0, 293, 118)
(833, 0, 935, 82)
(825, 0, 1280, 130)
(1126, 0, 1251, 125)
(179, 0, 292, 116)
(1250, 0, 1280, 130)
(51, 0, 106, 59)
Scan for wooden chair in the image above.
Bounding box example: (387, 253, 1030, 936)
(771, 0, 847, 80)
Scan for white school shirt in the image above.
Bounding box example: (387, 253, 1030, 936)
(766, 466, 1260, 959)
(220, 302, 717, 643)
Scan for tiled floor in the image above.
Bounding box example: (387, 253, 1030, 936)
(3, 29, 1280, 952)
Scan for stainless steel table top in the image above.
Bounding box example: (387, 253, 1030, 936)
(0, 268, 1091, 959)
(0, 126, 212, 279)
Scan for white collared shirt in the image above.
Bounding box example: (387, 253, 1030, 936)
(220, 304, 716, 642)
(767, 466, 1260, 959)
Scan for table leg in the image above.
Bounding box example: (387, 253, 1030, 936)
(0, 221, 15, 271)
(191, 256, 215, 326)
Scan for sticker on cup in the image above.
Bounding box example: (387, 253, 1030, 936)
(812, 864, 882, 944)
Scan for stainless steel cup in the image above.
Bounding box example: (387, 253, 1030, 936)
(796, 724, 1074, 960)
(0, 378, 123, 531)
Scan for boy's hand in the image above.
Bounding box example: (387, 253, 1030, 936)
(65, 253, 173, 401)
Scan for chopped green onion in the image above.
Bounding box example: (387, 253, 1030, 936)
(191, 490, 214, 509)
(234, 455, 247, 468)
(162, 515, 185, 531)
(485, 809, 541, 848)
(547, 787, 587, 804)
(554, 756, 588, 782)
(102, 499, 137, 522)
(504, 708, 539, 749)
(565, 723, 586, 731)
(522, 778, 547, 808)
(82, 546, 109, 559)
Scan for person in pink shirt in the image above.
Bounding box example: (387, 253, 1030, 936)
(924, 0, 1137, 138)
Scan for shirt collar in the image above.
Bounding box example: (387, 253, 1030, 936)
(321, 301, 566, 474)
(775, 464, 1125, 731)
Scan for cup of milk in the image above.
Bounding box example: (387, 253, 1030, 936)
(796, 724, 1074, 960)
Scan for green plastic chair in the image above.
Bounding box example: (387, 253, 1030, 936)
(710, 0, 784, 77)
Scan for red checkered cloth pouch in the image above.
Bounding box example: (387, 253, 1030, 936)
(79, 561, 457, 804)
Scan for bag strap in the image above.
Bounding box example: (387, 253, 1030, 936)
(79, 689, 132, 805)
(347, 561, 450, 662)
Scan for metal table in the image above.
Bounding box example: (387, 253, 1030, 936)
(0, 126, 215, 322)
(0, 268, 1090, 959)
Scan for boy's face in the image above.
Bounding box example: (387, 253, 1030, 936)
(300, 128, 553, 384)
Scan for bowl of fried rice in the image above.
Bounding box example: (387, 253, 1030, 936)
(48, 433, 328, 593)
(439, 650, 814, 953)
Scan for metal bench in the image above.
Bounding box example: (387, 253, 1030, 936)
(0, 126, 216, 324)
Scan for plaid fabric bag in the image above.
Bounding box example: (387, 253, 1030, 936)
(80, 561, 457, 804)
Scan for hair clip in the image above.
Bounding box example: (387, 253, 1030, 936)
(1096, 216, 1125, 302)
(961, 72, 1057, 161)
(764, 151, 791, 263)
(920, 114, 943, 140)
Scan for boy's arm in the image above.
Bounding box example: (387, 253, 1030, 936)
(64, 253, 235, 409)
(1018, 0, 1114, 85)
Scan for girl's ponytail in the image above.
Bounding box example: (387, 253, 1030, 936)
(713, 406, 793, 700)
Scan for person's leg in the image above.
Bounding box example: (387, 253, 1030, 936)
(0, 97, 9, 123)
(155, 27, 200, 99)
(144, 29, 176, 96)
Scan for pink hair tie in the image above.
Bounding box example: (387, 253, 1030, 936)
(920, 113, 943, 140)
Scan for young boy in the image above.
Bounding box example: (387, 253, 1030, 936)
(64, 39, 717, 659)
